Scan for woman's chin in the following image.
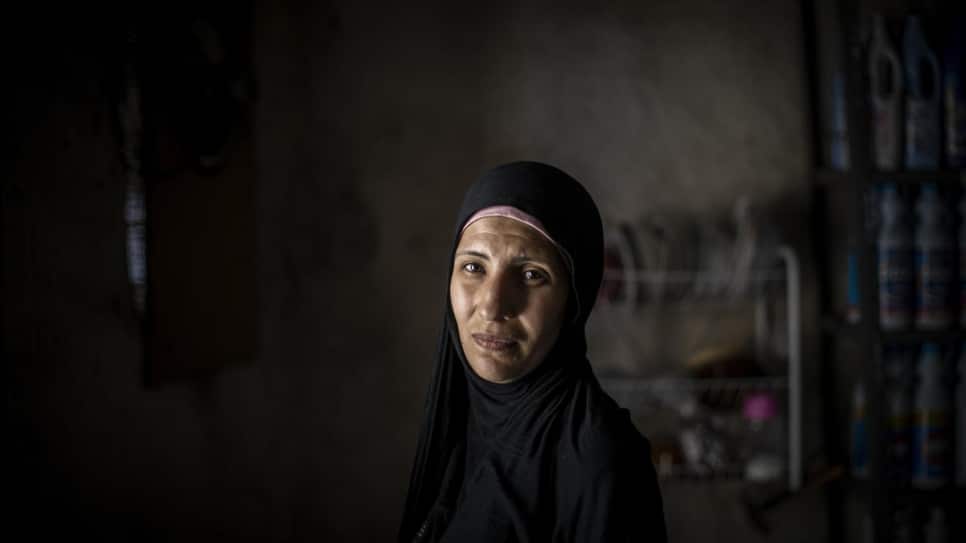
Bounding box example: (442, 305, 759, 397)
(471, 358, 525, 384)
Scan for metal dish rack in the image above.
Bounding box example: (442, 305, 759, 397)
(597, 246, 802, 491)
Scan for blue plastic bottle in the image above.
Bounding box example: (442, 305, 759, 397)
(904, 15, 941, 170)
(944, 17, 966, 168)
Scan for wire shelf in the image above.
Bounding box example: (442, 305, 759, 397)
(600, 376, 788, 394)
(595, 245, 802, 490)
(602, 269, 788, 285)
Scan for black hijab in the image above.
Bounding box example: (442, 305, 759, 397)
(399, 162, 666, 543)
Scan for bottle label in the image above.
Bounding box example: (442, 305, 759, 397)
(873, 103, 900, 169)
(907, 99, 940, 168)
(912, 409, 949, 482)
(879, 242, 914, 326)
(915, 244, 953, 327)
(888, 407, 912, 480)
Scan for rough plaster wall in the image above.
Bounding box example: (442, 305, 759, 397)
(4, 1, 820, 542)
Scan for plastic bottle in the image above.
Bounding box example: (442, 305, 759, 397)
(891, 503, 917, 543)
(944, 17, 966, 168)
(741, 392, 784, 482)
(957, 343, 966, 485)
(828, 73, 850, 170)
(923, 507, 947, 543)
(903, 15, 941, 170)
(912, 342, 950, 488)
(878, 183, 914, 330)
(884, 344, 912, 483)
(915, 184, 954, 330)
(869, 14, 904, 171)
(851, 380, 868, 478)
(861, 507, 874, 543)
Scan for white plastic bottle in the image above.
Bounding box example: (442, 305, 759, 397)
(915, 184, 954, 329)
(957, 342, 966, 485)
(904, 15, 941, 170)
(869, 14, 903, 171)
(879, 183, 914, 330)
(912, 342, 950, 488)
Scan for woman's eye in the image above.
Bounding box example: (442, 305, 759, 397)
(462, 262, 483, 274)
(523, 269, 547, 283)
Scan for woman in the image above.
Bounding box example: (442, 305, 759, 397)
(400, 162, 666, 542)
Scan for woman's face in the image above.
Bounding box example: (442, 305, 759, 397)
(450, 216, 570, 383)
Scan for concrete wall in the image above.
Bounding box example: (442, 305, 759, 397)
(4, 1, 821, 541)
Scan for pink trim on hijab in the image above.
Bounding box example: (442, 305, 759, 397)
(461, 206, 556, 245)
(461, 205, 576, 286)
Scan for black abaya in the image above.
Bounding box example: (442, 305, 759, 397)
(400, 162, 666, 542)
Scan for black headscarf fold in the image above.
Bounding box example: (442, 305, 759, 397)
(399, 162, 665, 543)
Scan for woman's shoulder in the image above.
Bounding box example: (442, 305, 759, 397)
(558, 377, 651, 473)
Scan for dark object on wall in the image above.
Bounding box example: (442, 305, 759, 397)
(126, 2, 258, 385)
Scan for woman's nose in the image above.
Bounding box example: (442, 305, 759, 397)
(478, 272, 521, 322)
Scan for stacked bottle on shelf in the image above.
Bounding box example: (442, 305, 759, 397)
(875, 183, 957, 332)
(845, 182, 966, 489)
(866, 13, 966, 172)
(836, 10, 964, 543)
(852, 340, 962, 488)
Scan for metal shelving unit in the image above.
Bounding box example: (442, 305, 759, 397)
(808, 1, 965, 542)
(598, 246, 803, 492)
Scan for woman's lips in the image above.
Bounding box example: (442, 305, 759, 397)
(472, 333, 517, 352)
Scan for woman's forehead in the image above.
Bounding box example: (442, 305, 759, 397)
(457, 217, 557, 254)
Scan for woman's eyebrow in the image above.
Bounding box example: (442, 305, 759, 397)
(455, 249, 489, 260)
(510, 255, 549, 265)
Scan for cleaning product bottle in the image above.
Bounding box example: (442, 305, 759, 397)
(869, 14, 904, 171)
(957, 342, 966, 485)
(884, 344, 913, 483)
(904, 14, 941, 170)
(915, 184, 954, 329)
(851, 380, 869, 478)
(923, 507, 947, 543)
(912, 342, 950, 488)
(879, 183, 914, 330)
(944, 17, 966, 168)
